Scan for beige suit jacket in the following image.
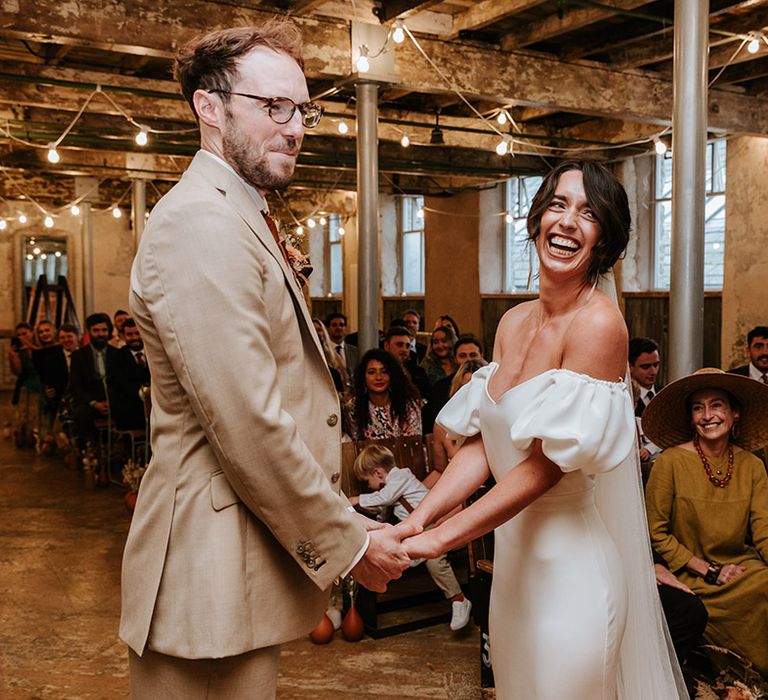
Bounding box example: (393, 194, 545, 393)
(119, 152, 366, 659)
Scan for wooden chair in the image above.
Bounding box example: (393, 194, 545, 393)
(342, 435, 469, 638)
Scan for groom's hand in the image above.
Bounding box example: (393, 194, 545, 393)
(350, 524, 417, 592)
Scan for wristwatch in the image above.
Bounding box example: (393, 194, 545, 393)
(704, 560, 723, 584)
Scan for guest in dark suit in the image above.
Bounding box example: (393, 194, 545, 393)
(70, 313, 120, 448)
(402, 310, 427, 362)
(629, 337, 662, 472)
(383, 325, 431, 404)
(730, 325, 768, 383)
(108, 318, 151, 430)
(325, 312, 358, 387)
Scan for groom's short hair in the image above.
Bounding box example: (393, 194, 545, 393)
(353, 445, 396, 480)
(174, 20, 304, 120)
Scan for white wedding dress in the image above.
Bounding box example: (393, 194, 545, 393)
(437, 363, 687, 699)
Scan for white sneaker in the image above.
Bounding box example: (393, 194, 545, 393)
(449, 598, 472, 631)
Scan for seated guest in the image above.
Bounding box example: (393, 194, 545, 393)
(433, 314, 460, 339)
(424, 335, 484, 432)
(383, 325, 430, 403)
(8, 323, 42, 435)
(644, 368, 768, 676)
(108, 319, 151, 431)
(730, 325, 768, 383)
(58, 324, 81, 366)
(420, 325, 457, 387)
(110, 309, 130, 348)
(402, 309, 427, 361)
(312, 318, 344, 394)
(70, 313, 120, 449)
(32, 321, 68, 431)
(430, 359, 488, 480)
(629, 336, 663, 475)
(344, 349, 422, 441)
(349, 444, 473, 631)
(325, 312, 358, 388)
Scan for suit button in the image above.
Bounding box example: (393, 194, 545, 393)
(327, 414, 338, 427)
(331, 472, 340, 484)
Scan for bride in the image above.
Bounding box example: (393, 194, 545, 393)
(400, 161, 687, 699)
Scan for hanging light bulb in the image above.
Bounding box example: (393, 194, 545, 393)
(320, 216, 327, 226)
(747, 34, 761, 54)
(416, 208, 424, 219)
(135, 127, 149, 146)
(400, 134, 410, 148)
(70, 204, 80, 216)
(307, 218, 316, 228)
(40, 253, 48, 260)
(112, 206, 122, 219)
(44, 215, 54, 228)
(338, 226, 345, 236)
(19, 214, 27, 224)
(33, 247, 41, 255)
(392, 21, 405, 44)
(26, 253, 34, 261)
(46, 144, 60, 164)
(496, 137, 510, 156)
(505, 212, 513, 224)
(338, 120, 349, 134)
(0, 219, 6, 230)
(296, 225, 304, 236)
(356, 45, 370, 73)
(653, 136, 668, 155)
(55, 251, 62, 258)
(497, 111, 508, 125)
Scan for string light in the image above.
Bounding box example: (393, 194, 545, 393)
(44, 215, 54, 228)
(40, 253, 48, 260)
(497, 111, 508, 125)
(337, 120, 349, 134)
(33, 246, 41, 255)
(416, 208, 424, 219)
(55, 251, 62, 258)
(338, 226, 345, 236)
(26, 254, 33, 261)
(135, 127, 149, 146)
(19, 214, 27, 224)
(296, 225, 304, 235)
(46, 145, 60, 163)
(505, 213, 513, 224)
(356, 45, 370, 73)
(400, 134, 410, 148)
(307, 218, 316, 228)
(0, 219, 6, 230)
(653, 137, 668, 155)
(70, 204, 80, 216)
(495, 137, 510, 156)
(392, 21, 406, 44)
(320, 216, 327, 226)
(112, 206, 122, 219)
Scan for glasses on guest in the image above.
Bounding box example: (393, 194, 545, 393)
(210, 90, 323, 128)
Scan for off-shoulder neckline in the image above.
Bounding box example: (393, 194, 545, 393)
(484, 361, 627, 405)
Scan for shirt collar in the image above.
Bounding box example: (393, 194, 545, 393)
(639, 385, 655, 399)
(749, 363, 765, 381)
(199, 149, 268, 213)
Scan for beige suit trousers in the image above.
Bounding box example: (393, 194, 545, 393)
(129, 645, 281, 699)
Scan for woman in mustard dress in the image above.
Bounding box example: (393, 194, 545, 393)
(644, 368, 768, 677)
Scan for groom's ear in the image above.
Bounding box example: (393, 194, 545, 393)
(193, 89, 224, 130)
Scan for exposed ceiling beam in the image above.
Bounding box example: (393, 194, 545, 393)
(500, 0, 659, 49)
(450, 0, 549, 38)
(374, 0, 444, 22)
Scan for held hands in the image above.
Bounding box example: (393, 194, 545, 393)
(654, 564, 694, 595)
(717, 562, 746, 586)
(350, 520, 421, 593)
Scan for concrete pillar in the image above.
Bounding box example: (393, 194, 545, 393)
(131, 179, 146, 251)
(81, 202, 95, 317)
(668, 0, 709, 380)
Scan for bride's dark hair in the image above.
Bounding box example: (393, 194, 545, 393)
(526, 160, 631, 284)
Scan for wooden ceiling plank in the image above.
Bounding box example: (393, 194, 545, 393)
(450, 0, 549, 37)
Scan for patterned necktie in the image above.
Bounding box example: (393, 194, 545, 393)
(135, 351, 146, 368)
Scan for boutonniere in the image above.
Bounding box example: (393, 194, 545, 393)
(279, 227, 313, 288)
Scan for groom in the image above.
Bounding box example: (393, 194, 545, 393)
(120, 20, 411, 697)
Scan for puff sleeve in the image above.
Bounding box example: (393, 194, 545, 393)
(435, 364, 494, 441)
(509, 370, 636, 475)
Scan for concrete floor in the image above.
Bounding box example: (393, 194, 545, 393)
(0, 436, 482, 700)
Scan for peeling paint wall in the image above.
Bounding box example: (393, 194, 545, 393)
(722, 136, 768, 369)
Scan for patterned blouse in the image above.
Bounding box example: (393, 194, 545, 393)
(344, 397, 423, 441)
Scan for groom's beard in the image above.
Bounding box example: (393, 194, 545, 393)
(90, 338, 108, 350)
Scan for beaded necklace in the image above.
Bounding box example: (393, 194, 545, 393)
(693, 434, 734, 488)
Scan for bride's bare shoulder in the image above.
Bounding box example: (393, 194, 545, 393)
(494, 301, 537, 359)
(563, 291, 628, 380)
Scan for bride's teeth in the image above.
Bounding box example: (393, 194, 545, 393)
(550, 235, 578, 250)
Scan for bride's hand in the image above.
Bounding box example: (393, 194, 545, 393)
(403, 530, 443, 560)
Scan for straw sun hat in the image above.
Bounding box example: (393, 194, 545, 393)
(642, 368, 768, 451)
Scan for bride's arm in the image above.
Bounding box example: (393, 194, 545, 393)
(404, 435, 491, 534)
(404, 440, 562, 559)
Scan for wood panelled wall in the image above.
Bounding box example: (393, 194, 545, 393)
(382, 298, 425, 331)
(309, 298, 342, 324)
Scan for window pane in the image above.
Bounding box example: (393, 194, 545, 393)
(656, 154, 673, 199)
(704, 194, 725, 289)
(654, 200, 673, 289)
(711, 140, 726, 193)
(402, 230, 424, 294)
(503, 176, 541, 293)
(330, 241, 343, 295)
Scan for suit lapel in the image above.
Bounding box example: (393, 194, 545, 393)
(189, 153, 325, 361)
